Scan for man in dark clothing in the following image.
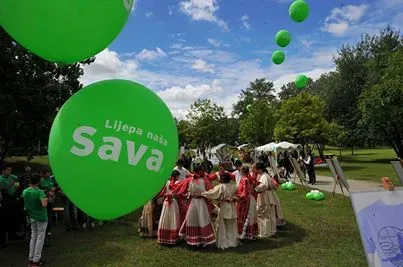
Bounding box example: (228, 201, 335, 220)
(304, 150, 316, 185)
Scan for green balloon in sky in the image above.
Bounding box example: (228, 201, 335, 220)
(272, 50, 285, 65)
(295, 74, 308, 89)
(48, 80, 178, 220)
(289, 0, 310, 23)
(275, 30, 292, 47)
(0, 0, 133, 64)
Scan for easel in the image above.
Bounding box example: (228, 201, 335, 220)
(326, 159, 350, 197)
(289, 156, 309, 189)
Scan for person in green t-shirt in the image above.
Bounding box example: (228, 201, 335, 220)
(39, 169, 56, 236)
(22, 174, 48, 267)
(0, 165, 18, 197)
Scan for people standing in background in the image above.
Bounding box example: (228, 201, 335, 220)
(232, 160, 243, 187)
(183, 155, 192, 171)
(283, 152, 294, 181)
(201, 157, 213, 174)
(23, 174, 48, 267)
(304, 149, 316, 185)
(173, 159, 190, 182)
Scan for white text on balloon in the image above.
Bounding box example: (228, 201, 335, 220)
(70, 126, 164, 172)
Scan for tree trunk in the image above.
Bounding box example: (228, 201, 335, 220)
(391, 123, 403, 158)
(315, 143, 325, 160)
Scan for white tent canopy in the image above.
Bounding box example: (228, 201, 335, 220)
(237, 144, 250, 150)
(211, 143, 235, 163)
(274, 141, 302, 152)
(254, 142, 277, 153)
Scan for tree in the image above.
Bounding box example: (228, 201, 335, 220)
(176, 119, 192, 147)
(239, 100, 275, 146)
(274, 92, 331, 154)
(0, 28, 94, 163)
(326, 26, 402, 153)
(359, 47, 403, 158)
(232, 78, 276, 118)
(278, 78, 314, 100)
(186, 99, 227, 147)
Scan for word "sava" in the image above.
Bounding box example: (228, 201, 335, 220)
(70, 126, 163, 172)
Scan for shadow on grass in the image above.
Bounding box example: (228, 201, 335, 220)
(181, 221, 306, 254)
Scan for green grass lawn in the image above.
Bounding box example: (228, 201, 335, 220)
(0, 189, 366, 267)
(314, 147, 399, 184)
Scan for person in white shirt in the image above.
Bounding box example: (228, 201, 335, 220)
(232, 160, 243, 187)
(173, 159, 190, 181)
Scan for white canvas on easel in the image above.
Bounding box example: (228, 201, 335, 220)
(290, 157, 307, 187)
(332, 159, 350, 189)
(326, 158, 350, 197)
(391, 161, 403, 185)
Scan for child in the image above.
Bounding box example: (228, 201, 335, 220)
(237, 166, 258, 241)
(22, 174, 48, 267)
(157, 170, 183, 245)
(202, 172, 238, 250)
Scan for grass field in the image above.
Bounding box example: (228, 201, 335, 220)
(314, 147, 399, 184)
(0, 188, 366, 267)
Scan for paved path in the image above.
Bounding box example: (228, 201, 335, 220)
(292, 175, 384, 197)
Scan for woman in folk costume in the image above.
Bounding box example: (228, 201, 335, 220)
(138, 188, 164, 238)
(157, 170, 183, 245)
(254, 163, 277, 238)
(202, 172, 238, 250)
(175, 166, 216, 247)
(237, 166, 258, 241)
(252, 164, 285, 228)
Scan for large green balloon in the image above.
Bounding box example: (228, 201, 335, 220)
(281, 183, 288, 190)
(272, 50, 285, 65)
(275, 30, 292, 48)
(289, 0, 310, 23)
(295, 74, 308, 89)
(48, 80, 178, 220)
(318, 192, 325, 200)
(0, 0, 133, 64)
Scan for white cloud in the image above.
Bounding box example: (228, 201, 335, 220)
(179, 0, 229, 31)
(192, 59, 215, 73)
(208, 38, 221, 48)
(301, 39, 314, 47)
(241, 15, 250, 30)
(145, 11, 154, 18)
(168, 5, 174, 16)
(136, 47, 167, 61)
(322, 4, 369, 36)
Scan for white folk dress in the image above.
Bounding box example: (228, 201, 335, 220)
(178, 178, 216, 246)
(157, 181, 182, 245)
(255, 173, 277, 238)
(203, 183, 238, 250)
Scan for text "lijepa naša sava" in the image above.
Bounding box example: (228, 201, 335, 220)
(69, 120, 169, 172)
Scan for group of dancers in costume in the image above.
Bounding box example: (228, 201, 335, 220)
(138, 162, 285, 250)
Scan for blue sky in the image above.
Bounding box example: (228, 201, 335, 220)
(82, 0, 403, 119)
